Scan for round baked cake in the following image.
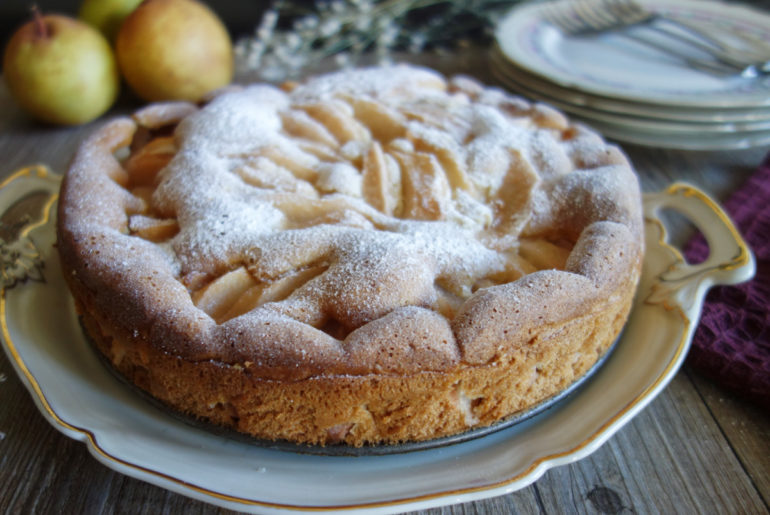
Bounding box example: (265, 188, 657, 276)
(57, 64, 644, 447)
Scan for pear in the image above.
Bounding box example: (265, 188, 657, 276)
(3, 12, 120, 126)
(79, 0, 144, 42)
(116, 0, 234, 102)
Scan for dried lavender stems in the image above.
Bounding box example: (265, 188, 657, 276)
(234, 0, 517, 81)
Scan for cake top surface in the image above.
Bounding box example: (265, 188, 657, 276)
(58, 64, 644, 379)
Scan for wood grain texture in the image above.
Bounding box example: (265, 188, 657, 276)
(1, 53, 769, 514)
(687, 368, 770, 505)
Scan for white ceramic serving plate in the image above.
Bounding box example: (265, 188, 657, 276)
(495, 0, 770, 108)
(0, 167, 755, 513)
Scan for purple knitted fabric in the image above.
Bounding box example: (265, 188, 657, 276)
(684, 154, 770, 409)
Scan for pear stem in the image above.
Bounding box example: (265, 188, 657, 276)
(31, 5, 49, 39)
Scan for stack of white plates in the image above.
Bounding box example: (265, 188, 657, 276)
(492, 0, 770, 150)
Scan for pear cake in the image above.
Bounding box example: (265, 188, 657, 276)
(57, 64, 644, 447)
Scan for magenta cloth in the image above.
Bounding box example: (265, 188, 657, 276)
(684, 153, 770, 409)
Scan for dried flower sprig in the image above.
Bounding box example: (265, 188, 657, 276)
(234, 0, 519, 82)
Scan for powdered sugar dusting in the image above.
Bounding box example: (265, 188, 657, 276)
(175, 85, 289, 156)
(291, 64, 446, 103)
(139, 64, 637, 329)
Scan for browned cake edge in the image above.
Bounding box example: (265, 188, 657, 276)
(70, 262, 638, 447)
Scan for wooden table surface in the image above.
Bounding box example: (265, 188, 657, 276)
(1, 53, 768, 514)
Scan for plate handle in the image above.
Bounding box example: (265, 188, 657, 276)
(643, 182, 755, 313)
(0, 166, 61, 289)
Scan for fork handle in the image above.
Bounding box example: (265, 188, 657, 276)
(646, 17, 770, 76)
(618, 31, 750, 77)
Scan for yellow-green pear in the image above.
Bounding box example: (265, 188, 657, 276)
(79, 0, 144, 42)
(116, 0, 234, 102)
(3, 12, 120, 125)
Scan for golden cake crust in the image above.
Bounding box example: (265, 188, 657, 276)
(57, 65, 644, 447)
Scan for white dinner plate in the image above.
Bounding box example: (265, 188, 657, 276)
(490, 46, 770, 124)
(577, 118, 770, 150)
(0, 167, 755, 513)
(490, 55, 770, 150)
(490, 52, 770, 133)
(495, 0, 770, 108)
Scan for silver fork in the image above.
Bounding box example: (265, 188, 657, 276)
(604, 0, 770, 77)
(543, 0, 770, 77)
